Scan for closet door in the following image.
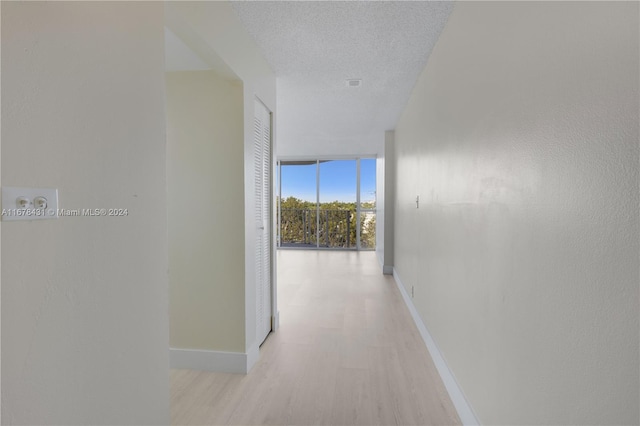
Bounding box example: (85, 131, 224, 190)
(254, 99, 272, 345)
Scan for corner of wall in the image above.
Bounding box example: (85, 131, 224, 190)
(170, 346, 259, 374)
(383, 131, 395, 269)
(165, 0, 277, 364)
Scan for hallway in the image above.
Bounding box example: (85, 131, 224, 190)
(170, 251, 460, 425)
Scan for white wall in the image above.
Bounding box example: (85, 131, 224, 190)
(277, 127, 384, 160)
(1, 3, 3, 421)
(166, 71, 245, 353)
(393, 2, 639, 425)
(377, 131, 395, 275)
(2, 2, 169, 424)
(376, 153, 385, 267)
(277, 121, 385, 159)
(376, 131, 395, 274)
(165, 1, 277, 360)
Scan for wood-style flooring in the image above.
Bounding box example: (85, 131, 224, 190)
(171, 250, 461, 425)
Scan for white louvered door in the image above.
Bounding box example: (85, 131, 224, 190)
(254, 99, 272, 345)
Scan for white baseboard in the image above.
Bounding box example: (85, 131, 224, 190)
(246, 342, 260, 373)
(382, 264, 394, 275)
(392, 268, 480, 426)
(170, 348, 253, 374)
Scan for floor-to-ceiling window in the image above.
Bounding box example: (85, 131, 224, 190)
(278, 161, 318, 247)
(359, 158, 377, 249)
(318, 160, 357, 248)
(277, 158, 376, 250)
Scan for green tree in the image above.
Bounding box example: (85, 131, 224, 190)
(278, 197, 375, 249)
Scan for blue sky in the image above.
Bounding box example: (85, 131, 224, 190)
(280, 159, 376, 203)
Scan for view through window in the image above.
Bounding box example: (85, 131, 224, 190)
(277, 158, 376, 250)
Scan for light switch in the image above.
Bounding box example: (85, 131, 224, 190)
(1, 187, 58, 221)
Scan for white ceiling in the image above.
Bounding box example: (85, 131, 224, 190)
(231, 1, 454, 156)
(164, 2, 454, 156)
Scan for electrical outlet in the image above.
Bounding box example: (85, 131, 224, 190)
(1, 187, 58, 221)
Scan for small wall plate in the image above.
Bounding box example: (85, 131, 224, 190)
(1, 187, 59, 221)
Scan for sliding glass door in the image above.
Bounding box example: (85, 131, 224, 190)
(277, 158, 375, 250)
(319, 160, 357, 248)
(359, 158, 376, 249)
(279, 161, 317, 247)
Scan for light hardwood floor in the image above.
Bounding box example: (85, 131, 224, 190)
(171, 250, 461, 425)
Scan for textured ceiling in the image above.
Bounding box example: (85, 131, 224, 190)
(232, 1, 453, 156)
